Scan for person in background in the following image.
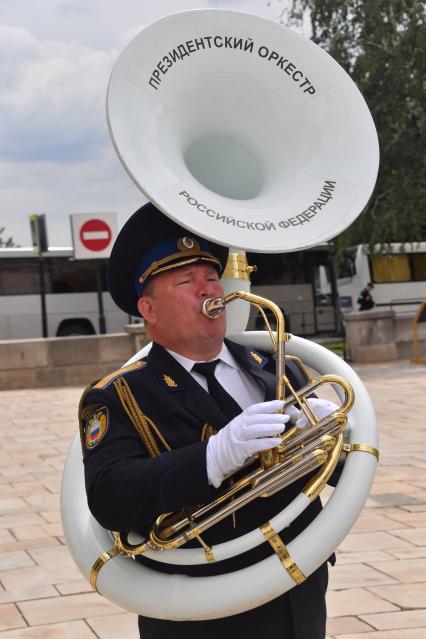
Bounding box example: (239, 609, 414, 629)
(357, 282, 375, 310)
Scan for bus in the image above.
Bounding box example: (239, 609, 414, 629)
(246, 245, 339, 336)
(0, 245, 340, 340)
(0, 248, 129, 340)
(337, 243, 426, 315)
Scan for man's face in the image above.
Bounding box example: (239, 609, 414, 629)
(138, 262, 226, 359)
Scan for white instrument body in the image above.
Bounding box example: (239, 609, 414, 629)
(61, 332, 378, 620)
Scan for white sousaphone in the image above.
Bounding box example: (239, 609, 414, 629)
(61, 9, 380, 620)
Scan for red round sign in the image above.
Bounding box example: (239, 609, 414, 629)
(79, 219, 112, 252)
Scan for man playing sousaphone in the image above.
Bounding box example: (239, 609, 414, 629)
(79, 202, 345, 638)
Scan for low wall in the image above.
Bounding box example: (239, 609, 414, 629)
(1, 315, 424, 390)
(344, 309, 426, 363)
(0, 326, 149, 390)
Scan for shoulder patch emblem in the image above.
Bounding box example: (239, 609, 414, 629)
(84, 407, 109, 449)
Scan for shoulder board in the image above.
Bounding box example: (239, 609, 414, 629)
(93, 360, 147, 390)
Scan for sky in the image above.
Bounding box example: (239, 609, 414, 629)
(0, 0, 296, 248)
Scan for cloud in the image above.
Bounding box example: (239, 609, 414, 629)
(0, 1, 229, 167)
(0, 0, 287, 246)
(0, 25, 116, 163)
(0, 147, 145, 247)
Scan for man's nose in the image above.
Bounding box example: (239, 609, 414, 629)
(197, 277, 219, 298)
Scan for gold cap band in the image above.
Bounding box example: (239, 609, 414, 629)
(139, 250, 221, 285)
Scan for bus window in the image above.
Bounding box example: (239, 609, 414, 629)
(0, 258, 108, 295)
(371, 255, 411, 283)
(0, 249, 129, 340)
(338, 243, 426, 317)
(338, 247, 357, 278)
(245, 249, 337, 335)
(314, 264, 332, 305)
(0, 259, 40, 295)
(412, 254, 426, 281)
(246, 252, 310, 285)
(44, 258, 107, 293)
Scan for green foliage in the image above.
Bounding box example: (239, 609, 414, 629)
(287, 0, 426, 254)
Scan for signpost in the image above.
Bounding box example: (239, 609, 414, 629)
(28, 214, 49, 338)
(70, 213, 118, 334)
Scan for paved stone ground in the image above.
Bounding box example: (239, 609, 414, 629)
(0, 360, 425, 638)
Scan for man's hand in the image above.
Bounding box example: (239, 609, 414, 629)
(206, 400, 290, 488)
(285, 398, 352, 441)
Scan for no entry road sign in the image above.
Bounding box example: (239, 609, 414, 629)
(71, 212, 118, 259)
(80, 219, 112, 252)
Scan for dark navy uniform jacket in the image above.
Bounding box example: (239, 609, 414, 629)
(80, 339, 334, 639)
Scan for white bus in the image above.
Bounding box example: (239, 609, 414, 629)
(245, 245, 339, 335)
(0, 248, 130, 340)
(0, 245, 340, 340)
(337, 243, 426, 315)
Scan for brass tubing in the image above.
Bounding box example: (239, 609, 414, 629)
(204, 291, 287, 471)
(158, 466, 265, 539)
(303, 434, 344, 500)
(152, 412, 350, 549)
(279, 414, 347, 456)
(264, 451, 329, 498)
(282, 375, 355, 414)
(253, 303, 277, 351)
(150, 419, 344, 550)
(152, 447, 329, 549)
(157, 445, 314, 541)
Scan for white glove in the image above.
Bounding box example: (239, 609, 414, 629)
(285, 397, 352, 441)
(206, 400, 290, 488)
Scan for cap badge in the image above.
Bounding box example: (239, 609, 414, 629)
(177, 237, 200, 252)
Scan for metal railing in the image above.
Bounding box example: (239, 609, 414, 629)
(376, 298, 424, 310)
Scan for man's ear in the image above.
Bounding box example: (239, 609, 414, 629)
(137, 296, 157, 324)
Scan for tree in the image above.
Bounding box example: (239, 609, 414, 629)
(0, 227, 20, 248)
(281, 0, 426, 255)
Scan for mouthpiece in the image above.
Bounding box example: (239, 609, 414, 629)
(202, 297, 226, 318)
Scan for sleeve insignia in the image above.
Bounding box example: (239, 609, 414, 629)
(84, 407, 109, 449)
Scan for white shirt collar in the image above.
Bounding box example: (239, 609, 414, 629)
(166, 342, 241, 373)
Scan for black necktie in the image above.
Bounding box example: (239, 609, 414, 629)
(192, 360, 242, 420)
